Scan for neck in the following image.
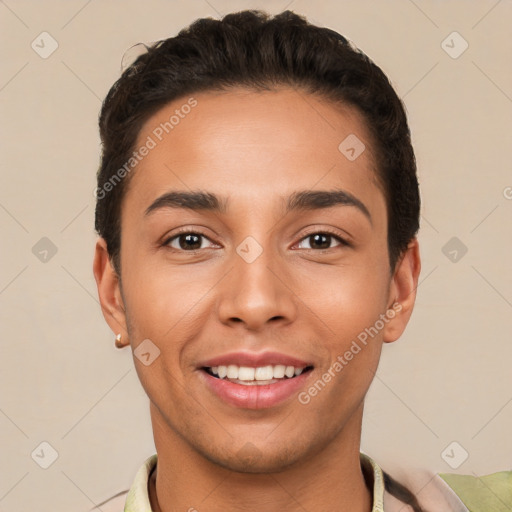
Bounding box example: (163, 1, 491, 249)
(148, 402, 372, 512)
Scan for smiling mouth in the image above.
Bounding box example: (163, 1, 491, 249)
(202, 364, 314, 386)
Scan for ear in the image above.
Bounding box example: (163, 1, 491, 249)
(382, 238, 421, 343)
(92, 237, 130, 348)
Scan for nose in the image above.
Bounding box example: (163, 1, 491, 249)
(216, 246, 298, 331)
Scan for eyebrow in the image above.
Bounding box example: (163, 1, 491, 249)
(144, 189, 372, 224)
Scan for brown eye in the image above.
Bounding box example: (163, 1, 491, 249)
(296, 231, 348, 250)
(165, 232, 214, 251)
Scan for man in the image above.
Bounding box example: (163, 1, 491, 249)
(92, 9, 510, 512)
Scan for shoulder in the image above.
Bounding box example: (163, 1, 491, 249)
(438, 470, 512, 512)
(89, 454, 157, 512)
(377, 461, 470, 512)
(383, 463, 512, 512)
(362, 453, 471, 511)
(385, 469, 469, 511)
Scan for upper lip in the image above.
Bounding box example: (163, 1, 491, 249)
(199, 351, 313, 369)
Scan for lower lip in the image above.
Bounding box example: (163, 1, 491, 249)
(200, 369, 312, 409)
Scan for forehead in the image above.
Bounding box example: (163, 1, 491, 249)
(123, 87, 385, 220)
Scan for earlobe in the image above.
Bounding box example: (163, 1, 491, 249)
(92, 238, 130, 347)
(382, 238, 421, 343)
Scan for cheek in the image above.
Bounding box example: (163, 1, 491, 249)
(312, 258, 389, 330)
(304, 255, 389, 390)
(122, 254, 213, 334)
(121, 259, 216, 399)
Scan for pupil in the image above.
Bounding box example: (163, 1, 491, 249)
(180, 234, 201, 250)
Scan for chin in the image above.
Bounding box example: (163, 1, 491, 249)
(200, 442, 307, 474)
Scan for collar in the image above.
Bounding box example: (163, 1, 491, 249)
(123, 452, 385, 512)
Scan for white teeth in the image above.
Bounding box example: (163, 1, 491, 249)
(285, 366, 295, 378)
(207, 364, 307, 381)
(255, 365, 274, 381)
(227, 365, 238, 379)
(273, 364, 286, 378)
(238, 366, 255, 381)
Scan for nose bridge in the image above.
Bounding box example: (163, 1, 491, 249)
(216, 235, 296, 329)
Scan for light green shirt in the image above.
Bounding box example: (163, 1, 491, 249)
(439, 470, 512, 512)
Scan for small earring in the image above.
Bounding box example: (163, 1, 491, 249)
(115, 333, 124, 348)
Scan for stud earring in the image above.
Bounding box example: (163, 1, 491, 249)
(115, 333, 124, 348)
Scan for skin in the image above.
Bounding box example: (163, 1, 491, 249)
(93, 86, 421, 512)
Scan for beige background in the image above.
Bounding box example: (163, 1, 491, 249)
(0, 0, 511, 510)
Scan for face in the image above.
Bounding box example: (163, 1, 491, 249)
(95, 86, 419, 473)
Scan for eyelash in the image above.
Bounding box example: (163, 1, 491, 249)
(162, 227, 350, 253)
